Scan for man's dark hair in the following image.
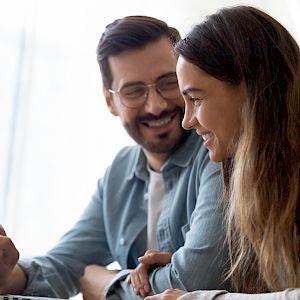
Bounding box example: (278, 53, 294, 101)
(97, 16, 180, 88)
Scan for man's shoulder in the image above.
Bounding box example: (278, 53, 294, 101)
(107, 144, 143, 175)
(113, 144, 141, 161)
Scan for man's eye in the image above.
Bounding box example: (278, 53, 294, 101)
(159, 79, 179, 90)
(122, 86, 145, 98)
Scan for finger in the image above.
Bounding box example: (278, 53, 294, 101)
(126, 274, 131, 284)
(131, 269, 146, 296)
(139, 252, 161, 264)
(144, 249, 156, 256)
(0, 237, 19, 266)
(138, 249, 158, 262)
(137, 267, 150, 295)
(138, 255, 151, 263)
(130, 270, 141, 295)
(0, 224, 6, 236)
(139, 252, 172, 265)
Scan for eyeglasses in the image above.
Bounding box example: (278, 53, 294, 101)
(108, 73, 181, 108)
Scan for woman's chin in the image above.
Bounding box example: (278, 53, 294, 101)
(208, 149, 225, 163)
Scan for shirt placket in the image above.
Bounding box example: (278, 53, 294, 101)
(156, 172, 176, 252)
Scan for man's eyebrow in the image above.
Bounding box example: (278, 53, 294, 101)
(121, 81, 145, 88)
(156, 72, 177, 81)
(182, 87, 205, 95)
(121, 72, 177, 89)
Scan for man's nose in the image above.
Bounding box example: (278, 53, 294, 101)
(143, 86, 168, 114)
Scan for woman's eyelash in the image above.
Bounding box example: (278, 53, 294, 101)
(182, 91, 204, 102)
(189, 96, 203, 101)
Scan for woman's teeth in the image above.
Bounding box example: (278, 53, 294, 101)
(202, 132, 213, 141)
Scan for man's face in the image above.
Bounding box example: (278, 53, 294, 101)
(105, 37, 186, 155)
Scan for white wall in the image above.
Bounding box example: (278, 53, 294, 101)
(0, 0, 299, 257)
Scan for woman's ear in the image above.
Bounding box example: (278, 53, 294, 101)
(103, 87, 118, 116)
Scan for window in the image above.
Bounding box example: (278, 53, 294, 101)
(1, 0, 298, 258)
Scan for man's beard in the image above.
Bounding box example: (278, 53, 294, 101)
(123, 107, 190, 154)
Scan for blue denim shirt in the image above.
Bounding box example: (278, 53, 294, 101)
(19, 130, 230, 299)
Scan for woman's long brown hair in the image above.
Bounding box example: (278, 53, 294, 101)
(176, 6, 300, 292)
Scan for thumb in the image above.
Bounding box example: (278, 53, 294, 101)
(139, 252, 172, 265)
(0, 224, 7, 236)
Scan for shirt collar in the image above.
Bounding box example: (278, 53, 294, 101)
(161, 129, 202, 172)
(128, 129, 202, 181)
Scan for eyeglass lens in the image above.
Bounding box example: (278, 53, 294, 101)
(119, 74, 181, 107)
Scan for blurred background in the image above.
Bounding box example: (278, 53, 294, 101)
(1, 0, 299, 258)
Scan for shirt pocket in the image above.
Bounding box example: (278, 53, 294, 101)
(181, 223, 190, 241)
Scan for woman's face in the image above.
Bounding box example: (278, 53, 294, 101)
(177, 56, 246, 162)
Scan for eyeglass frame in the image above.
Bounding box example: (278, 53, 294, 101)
(108, 72, 181, 108)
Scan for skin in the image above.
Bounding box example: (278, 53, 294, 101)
(127, 251, 172, 297)
(128, 55, 246, 299)
(0, 225, 27, 294)
(80, 38, 187, 299)
(80, 265, 119, 300)
(177, 56, 245, 162)
(104, 37, 187, 171)
(0, 38, 186, 299)
(145, 288, 186, 300)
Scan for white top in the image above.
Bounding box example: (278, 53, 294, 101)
(147, 166, 165, 250)
(178, 289, 300, 300)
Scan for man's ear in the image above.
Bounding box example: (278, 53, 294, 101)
(103, 87, 118, 116)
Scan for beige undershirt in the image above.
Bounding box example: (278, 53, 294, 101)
(147, 166, 165, 250)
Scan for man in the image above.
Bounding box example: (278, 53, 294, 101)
(0, 16, 229, 300)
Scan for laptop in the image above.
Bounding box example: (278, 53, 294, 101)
(0, 296, 67, 300)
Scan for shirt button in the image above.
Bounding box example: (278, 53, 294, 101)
(119, 238, 126, 245)
(158, 229, 165, 240)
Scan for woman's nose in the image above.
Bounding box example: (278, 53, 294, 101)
(182, 102, 196, 130)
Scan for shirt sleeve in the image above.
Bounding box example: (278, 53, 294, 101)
(106, 153, 229, 299)
(148, 157, 229, 293)
(178, 289, 300, 300)
(18, 177, 114, 299)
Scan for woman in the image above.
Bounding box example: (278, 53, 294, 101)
(138, 5, 300, 300)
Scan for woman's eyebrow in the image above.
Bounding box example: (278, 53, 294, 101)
(182, 87, 205, 95)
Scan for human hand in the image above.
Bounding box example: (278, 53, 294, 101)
(127, 250, 172, 297)
(145, 289, 187, 300)
(79, 265, 119, 300)
(0, 225, 20, 287)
